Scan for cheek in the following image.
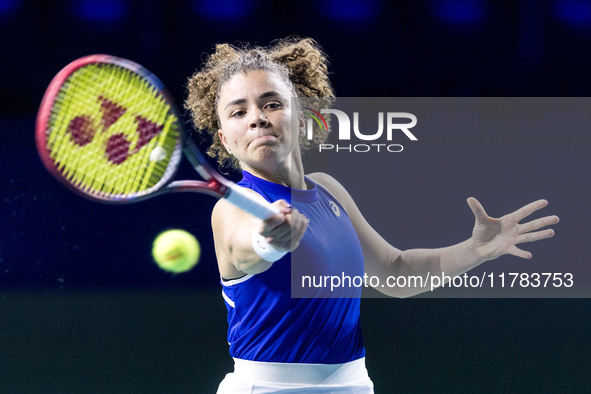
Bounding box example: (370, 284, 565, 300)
(223, 127, 245, 149)
(277, 113, 293, 131)
(219, 121, 238, 144)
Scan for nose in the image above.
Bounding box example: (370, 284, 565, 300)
(249, 110, 269, 129)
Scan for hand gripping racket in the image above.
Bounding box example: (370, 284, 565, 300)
(35, 54, 279, 220)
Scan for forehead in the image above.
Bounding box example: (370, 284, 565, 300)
(218, 70, 293, 103)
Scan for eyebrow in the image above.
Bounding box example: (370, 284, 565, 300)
(224, 91, 281, 110)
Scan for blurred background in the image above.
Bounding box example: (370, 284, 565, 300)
(1, 0, 591, 392)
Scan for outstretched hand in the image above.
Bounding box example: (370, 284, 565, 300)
(467, 197, 559, 261)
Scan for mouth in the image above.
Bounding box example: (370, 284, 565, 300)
(250, 134, 279, 146)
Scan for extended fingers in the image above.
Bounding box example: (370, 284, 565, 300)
(516, 229, 555, 244)
(508, 245, 532, 259)
(518, 215, 560, 234)
(467, 197, 490, 222)
(511, 199, 549, 222)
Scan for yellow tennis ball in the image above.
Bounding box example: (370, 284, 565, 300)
(152, 229, 200, 273)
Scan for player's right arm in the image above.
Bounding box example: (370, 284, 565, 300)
(212, 191, 308, 279)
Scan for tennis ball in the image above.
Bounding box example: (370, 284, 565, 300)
(152, 229, 200, 273)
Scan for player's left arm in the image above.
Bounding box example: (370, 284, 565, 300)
(308, 172, 559, 298)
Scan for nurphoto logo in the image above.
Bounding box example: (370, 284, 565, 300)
(303, 105, 418, 153)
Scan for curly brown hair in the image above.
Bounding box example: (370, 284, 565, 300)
(184, 37, 334, 171)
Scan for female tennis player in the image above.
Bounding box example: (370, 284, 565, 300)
(185, 37, 559, 393)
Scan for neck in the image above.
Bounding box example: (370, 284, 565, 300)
(241, 151, 306, 189)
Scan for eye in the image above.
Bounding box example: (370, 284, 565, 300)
(264, 102, 282, 110)
(230, 110, 246, 118)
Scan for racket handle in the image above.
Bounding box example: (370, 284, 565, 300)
(224, 184, 281, 220)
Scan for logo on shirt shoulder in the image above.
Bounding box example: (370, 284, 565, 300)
(329, 201, 341, 217)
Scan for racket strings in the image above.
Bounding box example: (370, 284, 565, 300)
(115, 72, 168, 194)
(45, 62, 181, 199)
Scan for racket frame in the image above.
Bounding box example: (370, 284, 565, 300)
(36, 54, 280, 220)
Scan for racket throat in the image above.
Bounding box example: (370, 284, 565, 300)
(210, 180, 229, 195)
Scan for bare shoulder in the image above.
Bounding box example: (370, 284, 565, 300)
(307, 172, 355, 212)
(211, 196, 235, 225)
(307, 172, 346, 194)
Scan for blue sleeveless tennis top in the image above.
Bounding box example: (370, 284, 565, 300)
(220, 171, 366, 364)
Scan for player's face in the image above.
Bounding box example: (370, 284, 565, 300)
(217, 70, 301, 171)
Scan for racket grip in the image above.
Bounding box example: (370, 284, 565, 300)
(224, 184, 281, 220)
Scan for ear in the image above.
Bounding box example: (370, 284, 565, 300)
(296, 112, 306, 138)
(217, 129, 232, 154)
(298, 112, 305, 129)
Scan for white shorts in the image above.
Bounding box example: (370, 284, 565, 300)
(217, 357, 374, 393)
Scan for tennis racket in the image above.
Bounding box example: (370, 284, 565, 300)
(35, 54, 279, 220)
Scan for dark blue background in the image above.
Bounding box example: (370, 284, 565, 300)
(1, 1, 590, 393)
